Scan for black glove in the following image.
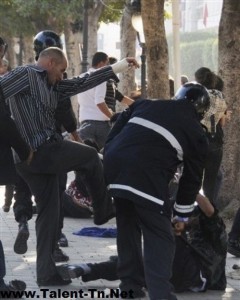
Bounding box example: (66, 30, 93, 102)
(110, 112, 121, 124)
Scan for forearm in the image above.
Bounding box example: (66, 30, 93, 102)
(97, 102, 114, 119)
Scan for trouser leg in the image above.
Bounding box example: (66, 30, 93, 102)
(16, 163, 59, 280)
(229, 208, 240, 240)
(82, 260, 118, 282)
(0, 241, 6, 283)
(115, 198, 145, 291)
(136, 205, 176, 300)
(13, 174, 33, 222)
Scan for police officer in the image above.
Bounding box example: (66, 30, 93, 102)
(103, 83, 210, 300)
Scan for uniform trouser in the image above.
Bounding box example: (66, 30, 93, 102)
(115, 197, 176, 300)
(16, 138, 110, 280)
(229, 208, 240, 240)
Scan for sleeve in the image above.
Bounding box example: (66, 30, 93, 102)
(0, 101, 30, 161)
(0, 67, 29, 99)
(94, 82, 107, 105)
(54, 97, 77, 133)
(173, 134, 208, 218)
(105, 102, 137, 144)
(56, 66, 119, 99)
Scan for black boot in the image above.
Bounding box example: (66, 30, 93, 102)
(14, 216, 29, 255)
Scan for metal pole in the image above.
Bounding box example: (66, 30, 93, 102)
(172, 0, 181, 92)
(140, 43, 147, 98)
(81, 0, 89, 73)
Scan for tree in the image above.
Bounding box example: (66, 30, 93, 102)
(218, 0, 240, 208)
(141, 0, 169, 99)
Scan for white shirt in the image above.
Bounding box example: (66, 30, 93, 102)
(78, 68, 108, 122)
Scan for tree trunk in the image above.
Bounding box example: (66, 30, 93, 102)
(87, 2, 104, 62)
(23, 36, 35, 64)
(118, 0, 136, 102)
(218, 0, 240, 208)
(64, 23, 83, 123)
(141, 0, 169, 99)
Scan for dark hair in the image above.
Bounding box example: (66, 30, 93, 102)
(194, 67, 217, 89)
(181, 75, 189, 85)
(108, 56, 117, 65)
(92, 52, 108, 67)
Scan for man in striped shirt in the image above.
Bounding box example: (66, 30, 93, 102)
(0, 46, 139, 286)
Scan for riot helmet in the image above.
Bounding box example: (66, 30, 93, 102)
(33, 30, 63, 61)
(175, 82, 210, 120)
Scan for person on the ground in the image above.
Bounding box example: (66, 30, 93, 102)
(58, 194, 227, 294)
(100, 83, 210, 299)
(0, 46, 139, 286)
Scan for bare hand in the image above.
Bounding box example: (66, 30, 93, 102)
(126, 57, 140, 69)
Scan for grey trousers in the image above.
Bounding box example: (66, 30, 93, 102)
(16, 137, 110, 280)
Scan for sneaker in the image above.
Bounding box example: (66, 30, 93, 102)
(14, 221, 29, 255)
(57, 264, 85, 280)
(228, 238, 240, 257)
(58, 232, 68, 247)
(53, 247, 69, 262)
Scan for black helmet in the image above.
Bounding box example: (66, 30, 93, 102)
(33, 30, 63, 60)
(175, 82, 210, 120)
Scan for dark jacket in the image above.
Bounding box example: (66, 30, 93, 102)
(0, 95, 30, 184)
(104, 99, 208, 218)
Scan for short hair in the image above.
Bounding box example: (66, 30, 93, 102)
(38, 47, 66, 64)
(194, 67, 217, 89)
(108, 56, 117, 65)
(92, 52, 108, 67)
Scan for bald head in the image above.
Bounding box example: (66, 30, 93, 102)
(37, 47, 68, 85)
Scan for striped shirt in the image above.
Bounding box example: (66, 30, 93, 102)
(0, 64, 116, 150)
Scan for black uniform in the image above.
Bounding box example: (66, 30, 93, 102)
(103, 99, 208, 300)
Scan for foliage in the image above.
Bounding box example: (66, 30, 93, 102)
(99, 0, 126, 23)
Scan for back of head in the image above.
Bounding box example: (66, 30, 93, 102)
(181, 75, 189, 85)
(92, 52, 108, 67)
(175, 82, 210, 120)
(194, 67, 217, 89)
(108, 56, 118, 65)
(33, 30, 63, 61)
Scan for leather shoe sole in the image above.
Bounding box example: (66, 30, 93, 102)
(14, 226, 29, 255)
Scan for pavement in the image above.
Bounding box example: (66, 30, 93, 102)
(0, 180, 240, 300)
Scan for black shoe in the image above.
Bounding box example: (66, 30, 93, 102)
(57, 264, 85, 280)
(0, 280, 26, 298)
(58, 232, 68, 247)
(2, 204, 10, 213)
(37, 273, 72, 286)
(228, 238, 240, 257)
(53, 247, 69, 262)
(14, 221, 29, 255)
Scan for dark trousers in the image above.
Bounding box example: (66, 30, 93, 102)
(229, 208, 240, 240)
(16, 139, 110, 280)
(0, 241, 6, 285)
(202, 147, 223, 208)
(115, 197, 175, 300)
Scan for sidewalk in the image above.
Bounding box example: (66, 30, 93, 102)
(0, 184, 240, 300)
